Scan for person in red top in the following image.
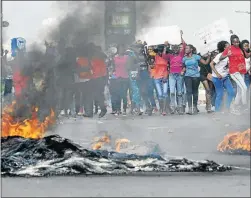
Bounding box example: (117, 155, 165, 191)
(12, 51, 29, 99)
(220, 35, 249, 110)
(152, 46, 169, 115)
(74, 43, 94, 117)
(90, 45, 108, 118)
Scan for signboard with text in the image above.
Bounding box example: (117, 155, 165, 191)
(11, 37, 26, 57)
(140, 25, 181, 46)
(194, 18, 231, 55)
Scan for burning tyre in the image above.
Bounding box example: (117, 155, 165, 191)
(217, 128, 250, 155)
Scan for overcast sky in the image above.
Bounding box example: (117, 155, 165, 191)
(2, 1, 250, 50)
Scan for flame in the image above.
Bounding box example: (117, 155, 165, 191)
(92, 134, 110, 150)
(91, 134, 130, 152)
(115, 138, 130, 152)
(217, 129, 250, 153)
(1, 101, 55, 139)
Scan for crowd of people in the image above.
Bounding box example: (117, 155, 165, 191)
(1, 30, 250, 119)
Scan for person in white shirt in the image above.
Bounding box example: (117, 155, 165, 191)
(210, 41, 235, 112)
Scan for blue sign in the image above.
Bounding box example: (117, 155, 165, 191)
(11, 37, 26, 57)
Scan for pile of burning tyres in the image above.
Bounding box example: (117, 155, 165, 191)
(1, 109, 232, 178)
(217, 129, 251, 155)
(1, 101, 55, 139)
(3, 100, 248, 177)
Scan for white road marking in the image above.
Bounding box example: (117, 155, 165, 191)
(231, 166, 251, 171)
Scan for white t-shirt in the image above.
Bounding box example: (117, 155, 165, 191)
(212, 53, 229, 78)
(245, 57, 250, 72)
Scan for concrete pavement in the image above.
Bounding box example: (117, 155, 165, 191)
(1, 110, 250, 197)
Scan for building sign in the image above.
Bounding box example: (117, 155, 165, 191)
(11, 37, 26, 57)
(105, 1, 136, 47)
(110, 15, 129, 27)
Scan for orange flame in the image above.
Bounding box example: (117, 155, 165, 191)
(91, 134, 130, 152)
(115, 138, 130, 152)
(217, 129, 250, 153)
(1, 101, 55, 139)
(92, 134, 110, 150)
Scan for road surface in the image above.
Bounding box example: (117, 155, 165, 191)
(1, 110, 250, 197)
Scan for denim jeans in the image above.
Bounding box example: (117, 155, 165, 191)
(212, 76, 235, 112)
(244, 73, 250, 88)
(244, 73, 250, 104)
(139, 70, 157, 108)
(154, 78, 168, 100)
(169, 73, 184, 108)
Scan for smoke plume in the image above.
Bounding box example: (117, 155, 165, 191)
(8, 1, 164, 122)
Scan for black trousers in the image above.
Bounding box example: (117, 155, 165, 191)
(59, 83, 75, 111)
(113, 78, 129, 112)
(4, 78, 13, 96)
(184, 76, 200, 108)
(109, 79, 117, 112)
(92, 76, 106, 112)
(75, 81, 93, 116)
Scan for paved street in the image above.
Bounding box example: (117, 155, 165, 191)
(2, 110, 250, 197)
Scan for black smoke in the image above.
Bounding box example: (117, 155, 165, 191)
(6, 1, 105, 122)
(6, 1, 164, 122)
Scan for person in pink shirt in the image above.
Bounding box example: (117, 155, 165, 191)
(112, 44, 130, 115)
(163, 30, 186, 114)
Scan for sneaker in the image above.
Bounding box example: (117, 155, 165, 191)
(170, 106, 175, 114)
(187, 107, 193, 115)
(99, 109, 107, 118)
(153, 107, 158, 114)
(178, 107, 184, 115)
(162, 111, 167, 116)
(60, 110, 65, 116)
(77, 107, 84, 116)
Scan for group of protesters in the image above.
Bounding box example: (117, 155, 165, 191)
(105, 30, 250, 116)
(1, 30, 250, 118)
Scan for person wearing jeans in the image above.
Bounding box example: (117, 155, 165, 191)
(220, 35, 249, 111)
(210, 40, 235, 112)
(152, 49, 169, 115)
(212, 76, 235, 112)
(169, 73, 184, 114)
(163, 30, 186, 114)
(182, 45, 211, 115)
